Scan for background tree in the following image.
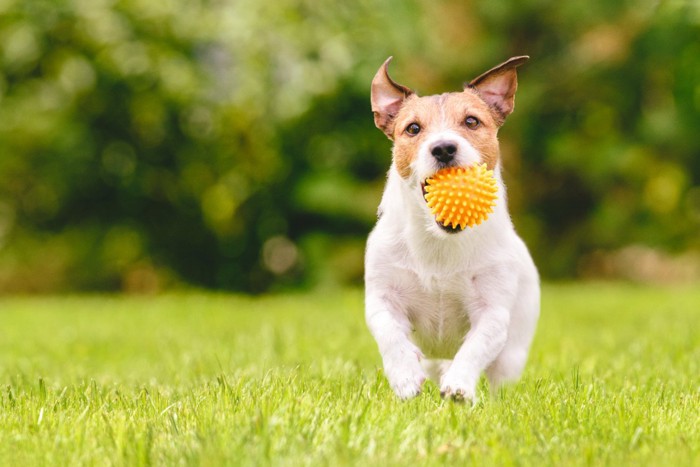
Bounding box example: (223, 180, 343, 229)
(0, 0, 698, 292)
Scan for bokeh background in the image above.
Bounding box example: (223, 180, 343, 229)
(1, 0, 699, 293)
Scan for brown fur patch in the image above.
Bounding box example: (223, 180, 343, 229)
(390, 90, 502, 178)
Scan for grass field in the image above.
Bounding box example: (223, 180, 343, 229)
(1, 283, 699, 466)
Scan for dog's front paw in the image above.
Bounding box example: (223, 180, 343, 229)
(440, 372, 477, 404)
(383, 348, 427, 400)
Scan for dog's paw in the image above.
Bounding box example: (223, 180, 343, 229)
(439, 372, 477, 404)
(389, 367, 426, 400)
(383, 347, 427, 400)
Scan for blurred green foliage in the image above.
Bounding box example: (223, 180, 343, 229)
(0, 0, 699, 292)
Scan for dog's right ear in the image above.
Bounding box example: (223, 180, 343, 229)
(371, 57, 414, 139)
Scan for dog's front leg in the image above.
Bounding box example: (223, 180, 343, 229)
(440, 270, 515, 403)
(365, 292, 426, 399)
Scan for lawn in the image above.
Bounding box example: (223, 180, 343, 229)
(1, 283, 699, 466)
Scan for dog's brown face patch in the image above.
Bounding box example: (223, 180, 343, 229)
(391, 90, 502, 179)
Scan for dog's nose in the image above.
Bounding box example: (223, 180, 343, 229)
(430, 142, 457, 163)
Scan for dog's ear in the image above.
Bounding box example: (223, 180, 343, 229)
(467, 56, 529, 124)
(371, 57, 414, 139)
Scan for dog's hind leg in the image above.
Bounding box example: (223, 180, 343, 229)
(486, 275, 540, 390)
(485, 345, 528, 389)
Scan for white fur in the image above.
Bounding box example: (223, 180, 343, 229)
(365, 138, 540, 401)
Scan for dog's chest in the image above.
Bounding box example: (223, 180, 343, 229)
(402, 275, 472, 359)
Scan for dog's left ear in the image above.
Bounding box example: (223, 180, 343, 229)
(371, 57, 414, 139)
(467, 56, 529, 124)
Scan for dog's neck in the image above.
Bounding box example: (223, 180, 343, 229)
(380, 165, 511, 277)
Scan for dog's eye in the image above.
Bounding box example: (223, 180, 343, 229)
(465, 116, 480, 129)
(405, 123, 421, 136)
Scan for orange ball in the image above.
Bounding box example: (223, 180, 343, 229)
(423, 164, 498, 230)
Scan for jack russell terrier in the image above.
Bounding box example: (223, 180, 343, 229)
(365, 56, 540, 402)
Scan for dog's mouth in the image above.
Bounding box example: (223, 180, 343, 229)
(420, 180, 462, 234)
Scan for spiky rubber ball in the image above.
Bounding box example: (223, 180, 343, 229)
(423, 164, 498, 230)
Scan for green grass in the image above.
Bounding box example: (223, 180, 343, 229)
(1, 283, 699, 466)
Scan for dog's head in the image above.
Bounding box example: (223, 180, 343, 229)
(371, 56, 528, 185)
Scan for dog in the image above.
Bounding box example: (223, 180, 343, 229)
(365, 56, 540, 402)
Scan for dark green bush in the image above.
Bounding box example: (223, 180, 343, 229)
(0, 0, 698, 291)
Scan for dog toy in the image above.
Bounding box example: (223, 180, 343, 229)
(423, 164, 498, 229)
